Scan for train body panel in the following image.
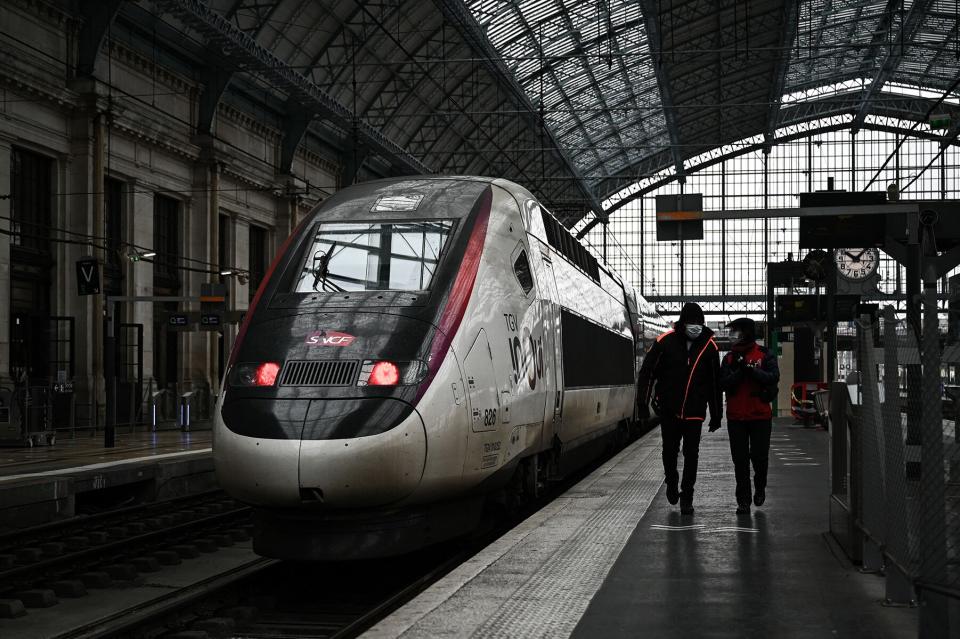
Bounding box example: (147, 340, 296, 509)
(452, 185, 547, 485)
(214, 176, 664, 559)
(297, 408, 427, 507)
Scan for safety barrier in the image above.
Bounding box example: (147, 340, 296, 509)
(830, 305, 960, 637)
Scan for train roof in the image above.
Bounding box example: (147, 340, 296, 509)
(312, 176, 537, 223)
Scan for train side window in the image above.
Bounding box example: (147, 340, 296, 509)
(513, 250, 534, 295)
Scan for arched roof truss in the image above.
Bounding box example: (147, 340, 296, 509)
(138, 0, 960, 226)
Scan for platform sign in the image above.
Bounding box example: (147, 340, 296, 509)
(200, 313, 222, 329)
(200, 282, 226, 331)
(775, 294, 861, 325)
(656, 194, 703, 241)
(167, 313, 192, 331)
(797, 191, 888, 248)
(930, 113, 952, 130)
(75, 258, 101, 296)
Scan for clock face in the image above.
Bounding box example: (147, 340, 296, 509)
(834, 248, 879, 280)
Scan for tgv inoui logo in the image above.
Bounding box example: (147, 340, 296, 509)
(305, 331, 355, 346)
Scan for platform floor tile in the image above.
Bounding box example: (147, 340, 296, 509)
(365, 434, 664, 638)
(573, 424, 917, 639)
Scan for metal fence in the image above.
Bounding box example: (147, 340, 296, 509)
(830, 302, 960, 637)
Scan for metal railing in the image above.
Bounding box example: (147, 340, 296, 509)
(829, 305, 960, 637)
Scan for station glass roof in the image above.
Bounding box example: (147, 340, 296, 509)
(166, 0, 960, 222)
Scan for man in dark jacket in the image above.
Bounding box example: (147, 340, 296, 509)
(637, 302, 722, 515)
(718, 317, 780, 514)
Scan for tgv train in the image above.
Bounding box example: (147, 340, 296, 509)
(214, 176, 667, 560)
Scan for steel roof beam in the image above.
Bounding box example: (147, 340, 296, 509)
(591, 110, 960, 224)
(76, 0, 124, 77)
(436, 0, 604, 219)
(764, 0, 800, 148)
(197, 64, 234, 135)
(156, 0, 430, 175)
(851, 0, 935, 133)
(278, 101, 316, 174)
(552, 0, 629, 179)
(638, 0, 685, 182)
(503, 7, 604, 182)
(348, 4, 517, 181)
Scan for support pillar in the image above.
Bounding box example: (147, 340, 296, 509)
(207, 162, 221, 394)
(919, 250, 948, 637)
(66, 83, 108, 425)
(128, 179, 154, 381)
(0, 138, 11, 387)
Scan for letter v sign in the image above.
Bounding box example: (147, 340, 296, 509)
(76, 257, 101, 296)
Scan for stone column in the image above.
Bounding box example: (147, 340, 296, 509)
(0, 137, 11, 387)
(64, 90, 105, 412)
(182, 184, 206, 386)
(127, 178, 154, 384)
(235, 217, 250, 308)
(221, 212, 238, 370)
(207, 162, 221, 393)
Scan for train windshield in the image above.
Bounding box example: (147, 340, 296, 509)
(294, 220, 455, 293)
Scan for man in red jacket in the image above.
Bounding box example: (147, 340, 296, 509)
(637, 302, 722, 515)
(719, 318, 780, 514)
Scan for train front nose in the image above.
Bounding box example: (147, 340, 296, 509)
(298, 399, 427, 507)
(214, 396, 427, 508)
(216, 300, 442, 508)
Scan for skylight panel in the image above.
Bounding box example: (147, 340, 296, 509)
(464, 0, 666, 183)
(523, 0, 555, 25)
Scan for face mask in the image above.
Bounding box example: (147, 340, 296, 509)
(684, 324, 703, 340)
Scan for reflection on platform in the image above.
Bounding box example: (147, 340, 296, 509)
(0, 430, 212, 480)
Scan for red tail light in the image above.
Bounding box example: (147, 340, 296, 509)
(368, 361, 400, 386)
(230, 362, 281, 387)
(255, 362, 280, 386)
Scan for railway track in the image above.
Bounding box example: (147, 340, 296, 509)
(3, 428, 655, 638)
(41, 539, 478, 639)
(0, 490, 253, 619)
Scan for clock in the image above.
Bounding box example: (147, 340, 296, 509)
(834, 247, 879, 281)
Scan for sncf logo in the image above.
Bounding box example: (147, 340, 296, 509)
(305, 331, 356, 347)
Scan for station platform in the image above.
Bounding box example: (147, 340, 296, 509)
(367, 419, 918, 638)
(0, 430, 214, 532)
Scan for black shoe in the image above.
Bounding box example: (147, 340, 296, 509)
(736, 502, 751, 515)
(754, 487, 766, 507)
(680, 498, 694, 515)
(666, 483, 680, 505)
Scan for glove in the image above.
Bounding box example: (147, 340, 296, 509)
(708, 418, 721, 432)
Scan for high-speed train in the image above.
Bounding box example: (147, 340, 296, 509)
(214, 176, 667, 560)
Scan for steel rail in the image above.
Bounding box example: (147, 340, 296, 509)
(50, 557, 277, 639)
(0, 505, 251, 589)
(0, 489, 226, 549)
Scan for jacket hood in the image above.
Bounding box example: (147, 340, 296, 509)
(677, 302, 705, 327)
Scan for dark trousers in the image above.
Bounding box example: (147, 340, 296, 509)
(661, 418, 703, 498)
(727, 419, 772, 503)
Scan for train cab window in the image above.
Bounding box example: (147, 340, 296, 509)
(294, 220, 454, 293)
(513, 250, 534, 295)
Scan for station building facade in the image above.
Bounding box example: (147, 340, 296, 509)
(0, 0, 336, 424)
